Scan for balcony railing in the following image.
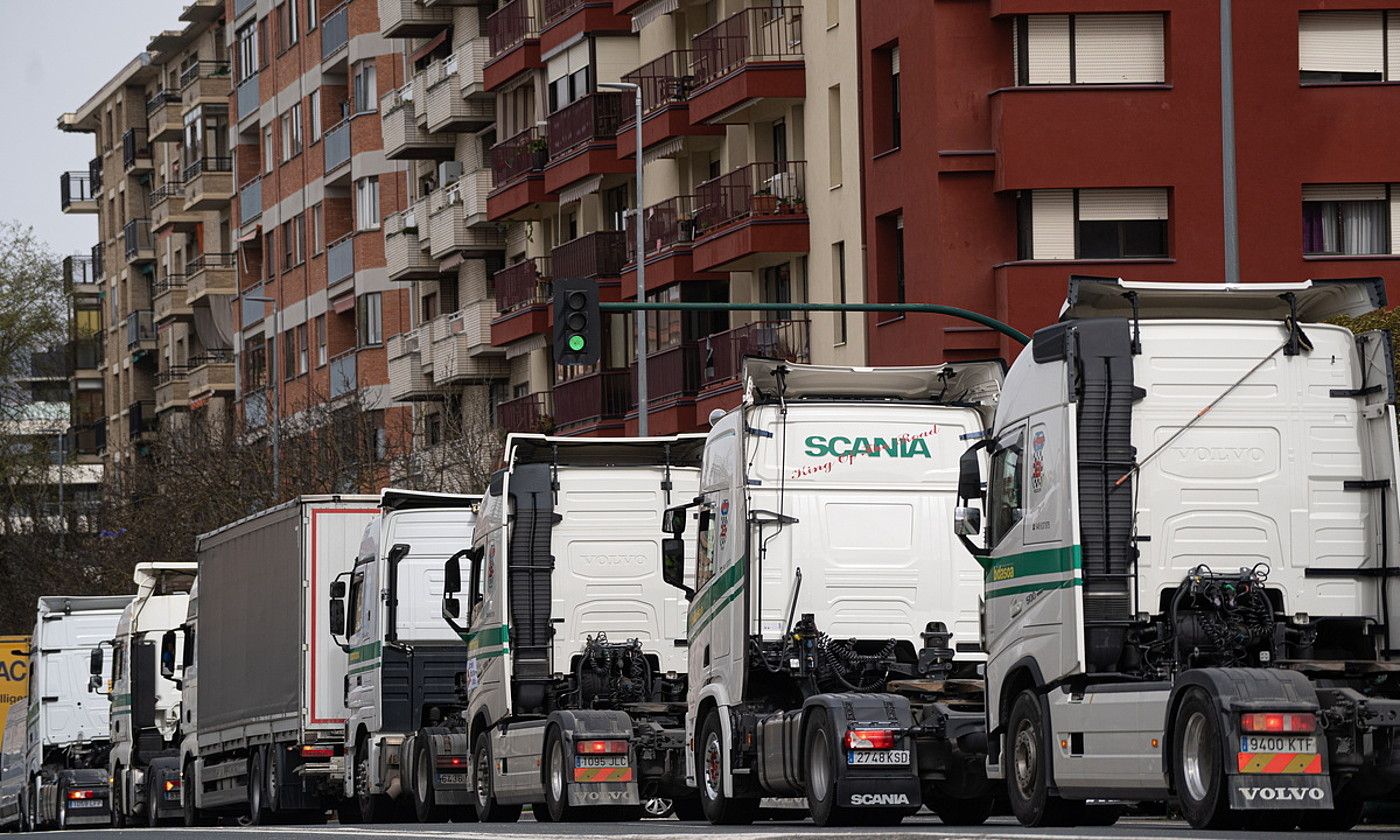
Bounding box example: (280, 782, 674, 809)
(239, 177, 262, 225)
(157, 366, 191, 386)
(547, 92, 626, 158)
(487, 0, 537, 58)
(691, 6, 804, 89)
(322, 3, 350, 60)
(155, 274, 188, 296)
(123, 219, 153, 258)
(189, 251, 237, 275)
(179, 60, 230, 89)
(129, 401, 157, 438)
(146, 89, 180, 115)
(627, 195, 703, 260)
(700, 319, 810, 386)
(67, 338, 102, 372)
(497, 391, 550, 433)
(553, 369, 630, 427)
(92, 243, 104, 281)
(623, 50, 700, 119)
(695, 160, 807, 232)
(328, 235, 355, 286)
(541, 0, 583, 26)
(552, 230, 627, 280)
(126, 310, 156, 348)
(494, 257, 552, 314)
(148, 181, 185, 209)
(491, 127, 548, 188)
(324, 119, 351, 172)
(67, 422, 105, 457)
(237, 73, 260, 119)
(59, 172, 94, 210)
(63, 255, 97, 291)
(122, 128, 150, 169)
(633, 343, 701, 403)
(330, 351, 358, 399)
(183, 155, 233, 182)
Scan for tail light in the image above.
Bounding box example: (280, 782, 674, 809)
(300, 745, 335, 758)
(844, 729, 896, 750)
(576, 739, 629, 755)
(163, 779, 181, 792)
(66, 789, 97, 801)
(435, 756, 466, 769)
(1241, 712, 1316, 733)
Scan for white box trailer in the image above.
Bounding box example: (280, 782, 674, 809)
(180, 496, 378, 825)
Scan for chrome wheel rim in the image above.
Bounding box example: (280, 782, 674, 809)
(549, 739, 566, 802)
(644, 797, 671, 817)
(809, 732, 831, 802)
(1012, 719, 1038, 800)
(474, 745, 491, 809)
(1182, 711, 1214, 802)
(416, 748, 431, 805)
(703, 732, 722, 800)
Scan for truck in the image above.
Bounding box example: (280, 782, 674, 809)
(0, 635, 30, 831)
(176, 496, 379, 825)
(331, 489, 480, 823)
(19, 595, 133, 830)
(92, 562, 195, 827)
(963, 277, 1400, 830)
(432, 434, 705, 822)
(660, 359, 1004, 827)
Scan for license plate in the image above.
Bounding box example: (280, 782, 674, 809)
(577, 755, 628, 769)
(69, 799, 103, 809)
(1241, 736, 1317, 754)
(847, 750, 910, 766)
(437, 773, 468, 786)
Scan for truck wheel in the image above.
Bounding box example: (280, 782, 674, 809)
(1172, 688, 1235, 829)
(110, 767, 126, 828)
(672, 795, 705, 821)
(355, 736, 394, 823)
(472, 734, 521, 823)
(1006, 689, 1081, 827)
(1297, 785, 1364, 831)
(56, 795, 68, 831)
(804, 708, 857, 827)
(146, 775, 164, 827)
(697, 711, 758, 825)
(543, 727, 577, 822)
(183, 762, 213, 827)
(923, 785, 993, 826)
(411, 737, 446, 823)
(247, 748, 267, 825)
(334, 798, 363, 824)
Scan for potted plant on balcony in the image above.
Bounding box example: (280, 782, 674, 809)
(527, 136, 550, 170)
(752, 187, 778, 215)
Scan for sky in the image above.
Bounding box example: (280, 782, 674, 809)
(0, 0, 189, 259)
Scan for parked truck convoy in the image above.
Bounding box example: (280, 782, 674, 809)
(962, 278, 1400, 830)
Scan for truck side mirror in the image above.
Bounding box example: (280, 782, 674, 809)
(330, 580, 346, 599)
(388, 543, 410, 563)
(329, 599, 346, 637)
(957, 445, 984, 502)
(662, 506, 688, 536)
(89, 647, 103, 677)
(954, 506, 982, 537)
(661, 538, 694, 600)
(160, 630, 178, 680)
(442, 549, 470, 634)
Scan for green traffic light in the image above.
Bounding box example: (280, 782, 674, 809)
(568, 335, 585, 351)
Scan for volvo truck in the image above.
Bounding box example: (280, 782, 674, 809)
(429, 434, 704, 822)
(663, 359, 1003, 827)
(92, 562, 195, 827)
(964, 278, 1400, 830)
(21, 595, 133, 830)
(330, 489, 480, 823)
(176, 496, 378, 825)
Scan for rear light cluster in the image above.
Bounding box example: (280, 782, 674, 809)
(66, 790, 98, 801)
(843, 729, 895, 750)
(163, 780, 181, 792)
(435, 756, 466, 769)
(1240, 712, 1316, 733)
(300, 745, 335, 758)
(576, 739, 628, 755)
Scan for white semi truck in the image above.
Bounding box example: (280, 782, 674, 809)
(436, 434, 704, 822)
(662, 359, 1004, 827)
(176, 496, 378, 825)
(963, 278, 1400, 830)
(92, 562, 195, 827)
(330, 489, 480, 823)
(20, 595, 133, 830)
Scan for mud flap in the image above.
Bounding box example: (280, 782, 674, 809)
(415, 728, 472, 806)
(551, 710, 640, 807)
(1229, 775, 1332, 810)
(806, 693, 922, 811)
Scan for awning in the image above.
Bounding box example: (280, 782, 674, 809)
(643, 137, 685, 166)
(331, 292, 356, 314)
(238, 226, 261, 243)
(632, 0, 679, 32)
(505, 333, 547, 359)
(558, 174, 604, 205)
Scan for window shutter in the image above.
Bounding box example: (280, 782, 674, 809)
(1074, 14, 1165, 83)
(547, 53, 570, 83)
(1302, 184, 1386, 202)
(1078, 188, 1168, 221)
(1031, 189, 1075, 259)
(1299, 11, 1384, 74)
(1391, 187, 1400, 255)
(1026, 16, 1071, 84)
(1390, 15, 1400, 80)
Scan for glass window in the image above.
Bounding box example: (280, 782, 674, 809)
(355, 177, 380, 230)
(346, 570, 365, 636)
(309, 90, 321, 143)
(316, 315, 327, 366)
(311, 203, 324, 253)
(237, 23, 258, 81)
(283, 329, 296, 379)
(988, 430, 1025, 546)
(1303, 195, 1390, 255)
(352, 61, 377, 113)
(695, 506, 716, 590)
(357, 292, 383, 346)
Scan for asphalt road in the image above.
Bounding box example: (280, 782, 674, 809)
(15, 815, 1392, 840)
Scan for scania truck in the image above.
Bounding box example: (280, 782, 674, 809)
(93, 562, 195, 827)
(662, 359, 1003, 827)
(330, 489, 480, 823)
(432, 434, 704, 822)
(963, 278, 1400, 830)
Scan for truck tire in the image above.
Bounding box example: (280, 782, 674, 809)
(110, 767, 126, 828)
(804, 707, 855, 826)
(146, 775, 164, 827)
(355, 735, 395, 823)
(1171, 688, 1235, 830)
(183, 762, 214, 827)
(1297, 785, 1364, 832)
(1006, 689, 1082, 827)
(697, 711, 758, 825)
(543, 726, 577, 822)
(923, 785, 993, 826)
(247, 748, 267, 826)
(472, 734, 521, 823)
(411, 737, 446, 823)
(672, 795, 705, 821)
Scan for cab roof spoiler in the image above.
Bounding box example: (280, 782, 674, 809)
(378, 488, 482, 512)
(1063, 276, 1386, 323)
(505, 433, 707, 469)
(742, 358, 1004, 408)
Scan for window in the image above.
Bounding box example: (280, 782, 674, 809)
(263, 231, 276, 278)
(278, 0, 300, 51)
(546, 41, 591, 111)
(357, 292, 383, 346)
(346, 569, 365, 636)
(646, 286, 683, 353)
(309, 90, 321, 143)
(281, 102, 303, 160)
(876, 211, 905, 305)
(426, 412, 443, 447)
(355, 177, 380, 230)
(281, 213, 305, 268)
(827, 85, 843, 185)
(297, 324, 309, 374)
(833, 241, 847, 345)
(282, 220, 294, 269)
(890, 47, 901, 148)
(283, 329, 296, 379)
(894, 214, 906, 303)
(263, 125, 274, 173)
(988, 429, 1025, 547)
(1303, 184, 1392, 256)
(695, 504, 716, 589)
(1015, 14, 1165, 85)
(352, 61, 378, 113)
(603, 185, 629, 232)
(316, 314, 327, 366)
(1019, 188, 1169, 260)
(311, 203, 324, 254)
(1300, 11, 1398, 84)
(237, 23, 258, 81)
(244, 335, 267, 389)
(307, 0, 317, 28)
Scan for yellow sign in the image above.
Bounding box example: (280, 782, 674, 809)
(0, 635, 30, 751)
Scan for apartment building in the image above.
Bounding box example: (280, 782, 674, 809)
(859, 0, 1400, 365)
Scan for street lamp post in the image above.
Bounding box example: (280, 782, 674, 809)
(244, 294, 281, 494)
(599, 80, 647, 436)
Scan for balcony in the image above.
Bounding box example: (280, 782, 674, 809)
(180, 61, 231, 112)
(387, 331, 440, 401)
(428, 173, 504, 259)
(236, 74, 260, 127)
(92, 243, 104, 282)
(328, 234, 355, 288)
(155, 367, 191, 413)
(617, 50, 724, 158)
(123, 128, 152, 173)
(379, 0, 451, 38)
(67, 338, 103, 375)
(59, 171, 96, 213)
(632, 343, 701, 404)
(153, 274, 191, 322)
(488, 127, 556, 221)
(552, 369, 630, 433)
(238, 176, 262, 226)
(322, 3, 350, 63)
(147, 90, 184, 142)
(432, 303, 508, 383)
(183, 157, 234, 211)
(552, 230, 627, 283)
(491, 257, 551, 347)
(123, 219, 154, 263)
(385, 210, 440, 281)
(128, 400, 158, 441)
(539, 0, 628, 54)
(623, 195, 724, 293)
(691, 160, 809, 272)
(544, 91, 631, 193)
(150, 181, 198, 233)
(187, 252, 237, 302)
(188, 353, 236, 399)
(63, 255, 98, 294)
(424, 53, 493, 133)
(126, 310, 156, 350)
(324, 119, 352, 175)
(381, 86, 454, 160)
(485, 0, 542, 91)
(67, 422, 106, 458)
(330, 351, 358, 399)
(688, 6, 805, 125)
(498, 391, 551, 433)
(700, 319, 809, 389)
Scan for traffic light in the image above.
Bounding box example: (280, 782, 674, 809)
(553, 277, 601, 366)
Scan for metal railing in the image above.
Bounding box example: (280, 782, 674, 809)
(157, 365, 191, 386)
(330, 351, 358, 398)
(122, 128, 150, 169)
(63, 255, 97, 290)
(183, 156, 233, 182)
(322, 3, 350, 60)
(328, 235, 355, 285)
(123, 219, 153, 258)
(487, 0, 537, 58)
(627, 195, 703, 260)
(146, 89, 180, 115)
(129, 401, 157, 437)
(497, 391, 550, 433)
(189, 251, 237, 273)
(623, 50, 700, 119)
(68, 422, 105, 456)
(553, 369, 631, 427)
(126, 310, 156, 348)
(148, 181, 185, 209)
(239, 177, 262, 225)
(490, 127, 548, 188)
(632, 343, 701, 403)
(237, 74, 260, 119)
(155, 274, 188, 295)
(552, 230, 628, 280)
(179, 60, 231, 89)
(324, 119, 351, 172)
(190, 349, 236, 367)
(691, 6, 804, 89)
(493, 257, 551, 313)
(59, 172, 93, 210)
(700, 319, 809, 386)
(67, 338, 101, 372)
(694, 160, 807, 232)
(547, 92, 627, 158)
(541, 0, 583, 27)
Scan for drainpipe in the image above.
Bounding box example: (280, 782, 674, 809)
(1220, 0, 1241, 284)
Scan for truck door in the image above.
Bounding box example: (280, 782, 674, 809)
(345, 560, 377, 725)
(688, 423, 746, 699)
